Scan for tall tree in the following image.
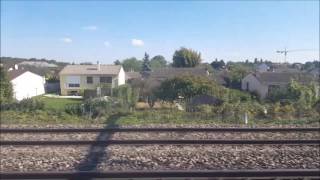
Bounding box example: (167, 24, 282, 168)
(122, 57, 142, 72)
(172, 47, 201, 67)
(150, 55, 167, 69)
(211, 58, 225, 69)
(0, 66, 13, 104)
(142, 52, 151, 71)
(114, 60, 121, 65)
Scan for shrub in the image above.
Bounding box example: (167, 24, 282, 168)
(65, 97, 123, 119)
(1, 98, 44, 112)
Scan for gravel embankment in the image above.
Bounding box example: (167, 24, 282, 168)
(1, 145, 319, 171)
(1, 124, 319, 172)
(1, 132, 319, 141)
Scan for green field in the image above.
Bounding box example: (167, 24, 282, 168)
(34, 96, 82, 110)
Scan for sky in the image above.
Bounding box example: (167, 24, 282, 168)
(1, 0, 319, 64)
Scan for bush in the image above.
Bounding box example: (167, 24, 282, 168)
(1, 98, 44, 112)
(65, 97, 123, 119)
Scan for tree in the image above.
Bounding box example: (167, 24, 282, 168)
(80, 62, 92, 65)
(155, 75, 224, 103)
(122, 57, 142, 72)
(142, 52, 151, 71)
(267, 80, 319, 106)
(226, 63, 251, 89)
(172, 47, 201, 67)
(0, 66, 13, 104)
(211, 58, 225, 69)
(150, 55, 167, 69)
(113, 84, 139, 111)
(114, 60, 121, 65)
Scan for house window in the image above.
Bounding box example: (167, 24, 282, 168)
(100, 77, 112, 83)
(87, 76, 93, 84)
(246, 82, 249, 90)
(66, 76, 80, 88)
(68, 83, 80, 87)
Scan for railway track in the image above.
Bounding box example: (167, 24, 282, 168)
(1, 127, 319, 179)
(1, 169, 320, 179)
(1, 139, 320, 146)
(1, 127, 319, 133)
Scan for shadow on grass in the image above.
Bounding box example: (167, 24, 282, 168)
(72, 113, 122, 180)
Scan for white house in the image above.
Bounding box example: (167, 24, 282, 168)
(309, 68, 319, 78)
(256, 63, 270, 73)
(241, 72, 315, 99)
(8, 69, 45, 101)
(59, 63, 125, 96)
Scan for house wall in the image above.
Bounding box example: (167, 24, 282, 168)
(256, 64, 269, 72)
(60, 74, 120, 96)
(118, 67, 125, 86)
(241, 74, 268, 99)
(11, 71, 45, 101)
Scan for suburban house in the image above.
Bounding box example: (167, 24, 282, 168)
(125, 71, 142, 82)
(308, 68, 319, 78)
(255, 63, 270, 72)
(59, 64, 125, 96)
(241, 72, 316, 99)
(8, 69, 45, 101)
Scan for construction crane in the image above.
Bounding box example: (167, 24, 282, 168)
(276, 48, 318, 63)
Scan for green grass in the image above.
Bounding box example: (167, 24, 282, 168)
(34, 96, 82, 110)
(0, 110, 99, 124)
(1, 108, 319, 126)
(106, 110, 320, 126)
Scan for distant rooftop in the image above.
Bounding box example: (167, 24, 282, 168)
(59, 64, 122, 75)
(19, 61, 58, 68)
(146, 67, 209, 79)
(7, 69, 28, 81)
(253, 72, 316, 84)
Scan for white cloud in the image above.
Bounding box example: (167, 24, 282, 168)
(83, 26, 98, 31)
(104, 41, 111, 47)
(131, 39, 144, 47)
(60, 37, 72, 43)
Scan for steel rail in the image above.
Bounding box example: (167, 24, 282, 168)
(1, 127, 319, 133)
(1, 139, 319, 146)
(1, 169, 319, 179)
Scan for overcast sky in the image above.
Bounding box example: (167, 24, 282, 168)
(1, 1, 319, 63)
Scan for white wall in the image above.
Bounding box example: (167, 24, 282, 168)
(241, 74, 268, 99)
(66, 76, 80, 84)
(256, 64, 269, 72)
(11, 71, 45, 101)
(118, 66, 125, 86)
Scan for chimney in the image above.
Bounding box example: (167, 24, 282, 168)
(97, 61, 100, 71)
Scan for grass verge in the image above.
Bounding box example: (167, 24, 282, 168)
(34, 96, 82, 110)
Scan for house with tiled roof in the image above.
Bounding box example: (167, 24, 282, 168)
(59, 63, 125, 96)
(241, 72, 317, 99)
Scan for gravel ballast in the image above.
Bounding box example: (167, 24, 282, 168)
(1, 145, 319, 171)
(1, 124, 319, 172)
(1, 132, 319, 141)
